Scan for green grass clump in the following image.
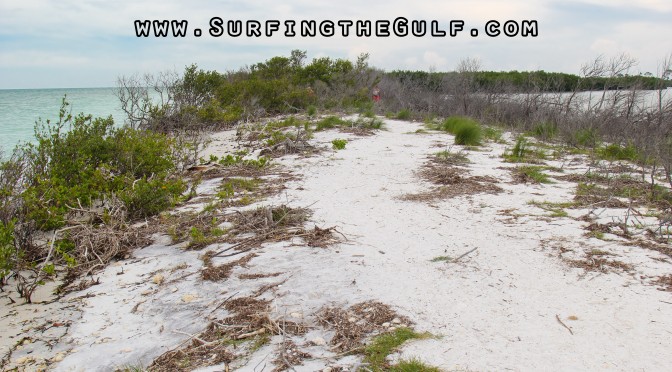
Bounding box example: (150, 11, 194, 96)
(597, 143, 639, 162)
(218, 154, 270, 168)
(573, 128, 599, 148)
(515, 166, 552, 183)
(454, 123, 482, 146)
(332, 139, 347, 150)
(364, 327, 434, 371)
(270, 116, 306, 129)
(531, 122, 557, 140)
(433, 116, 482, 146)
(306, 105, 317, 117)
(528, 200, 575, 217)
(217, 178, 260, 199)
(355, 117, 385, 129)
(390, 358, 441, 372)
(316, 116, 349, 131)
(434, 149, 470, 165)
(511, 136, 528, 159)
(503, 136, 547, 163)
(396, 109, 412, 120)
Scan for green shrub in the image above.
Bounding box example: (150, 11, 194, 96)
(0, 98, 190, 291)
(21, 109, 185, 228)
(332, 139, 347, 150)
(597, 143, 639, 162)
(0, 220, 16, 283)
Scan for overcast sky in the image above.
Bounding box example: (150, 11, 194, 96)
(1, 0, 670, 89)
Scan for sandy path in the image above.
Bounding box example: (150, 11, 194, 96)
(249, 119, 672, 371)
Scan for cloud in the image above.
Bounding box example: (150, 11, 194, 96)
(0, 0, 670, 88)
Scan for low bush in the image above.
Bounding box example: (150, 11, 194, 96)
(332, 139, 347, 150)
(0, 99, 189, 297)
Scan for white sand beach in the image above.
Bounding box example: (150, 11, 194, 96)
(2, 117, 672, 371)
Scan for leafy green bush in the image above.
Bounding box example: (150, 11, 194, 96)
(332, 139, 347, 150)
(21, 108, 185, 229)
(0, 99, 189, 291)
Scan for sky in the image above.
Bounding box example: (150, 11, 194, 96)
(0, 0, 671, 89)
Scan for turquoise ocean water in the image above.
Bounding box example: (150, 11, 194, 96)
(0, 88, 126, 154)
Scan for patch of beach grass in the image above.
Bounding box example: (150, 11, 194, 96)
(363, 327, 435, 371)
(513, 166, 552, 184)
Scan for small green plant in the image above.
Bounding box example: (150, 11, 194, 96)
(515, 166, 552, 183)
(332, 139, 347, 150)
(504, 136, 547, 163)
(250, 334, 271, 353)
(511, 136, 528, 159)
(316, 116, 350, 131)
(396, 109, 412, 120)
(589, 230, 606, 240)
(356, 117, 384, 129)
(217, 178, 260, 199)
(430, 256, 451, 262)
(306, 105, 317, 117)
(434, 149, 470, 165)
(528, 200, 572, 217)
(218, 154, 270, 168)
(483, 126, 503, 143)
(531, 122, 557, 140)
